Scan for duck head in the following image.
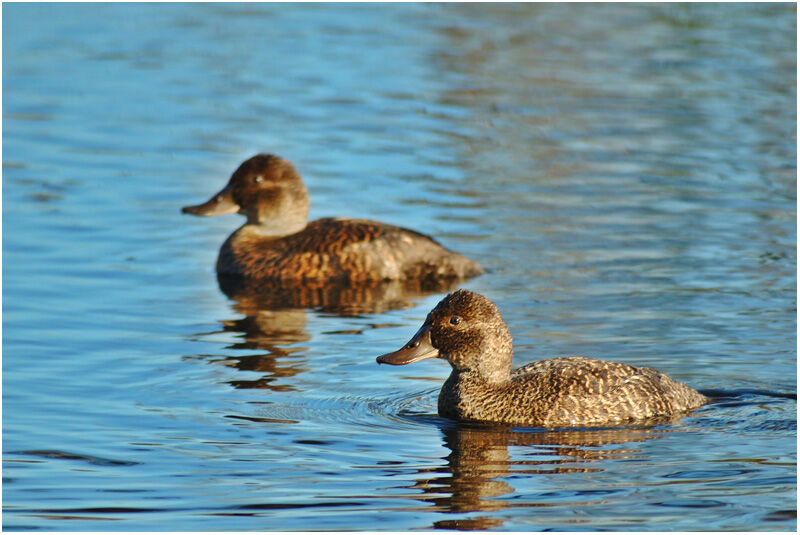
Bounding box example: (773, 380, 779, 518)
(182, 154, 310, 235)
(377, 290, 513, 383)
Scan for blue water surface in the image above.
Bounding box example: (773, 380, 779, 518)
(3, 3, 796, 531)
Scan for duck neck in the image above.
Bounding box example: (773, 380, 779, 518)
(474, 331, 514, 384)
(450, 356, 512, 386)
(244, 213, 307, 237)
(243, 188, 310, 237)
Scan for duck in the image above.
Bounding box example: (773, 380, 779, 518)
(377, 289, 709, 427)
(182, 154, 483, 283)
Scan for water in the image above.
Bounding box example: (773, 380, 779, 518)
(3, 3, 796, 531)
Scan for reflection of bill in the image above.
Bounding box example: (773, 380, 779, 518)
(411, 422, 676, 530)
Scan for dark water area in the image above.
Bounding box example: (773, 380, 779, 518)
(3, 3, 796, 531)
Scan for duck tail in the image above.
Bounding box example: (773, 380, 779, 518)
(452, 253, 484, 279)
(665, 377, 710, 411)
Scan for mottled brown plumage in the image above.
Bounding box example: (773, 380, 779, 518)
(182, 154, 483, 282)
(377, 290, 708, 427)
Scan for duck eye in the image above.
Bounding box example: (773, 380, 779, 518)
(253, 175, 264, 183)
(449, 316, 462, 325)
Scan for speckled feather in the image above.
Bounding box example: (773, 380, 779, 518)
(381, 289, 708, 428)
(218, 217, 482, 282)
(439, 355, 708, 427)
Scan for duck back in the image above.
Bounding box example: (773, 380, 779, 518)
(218, 217, 483, 282)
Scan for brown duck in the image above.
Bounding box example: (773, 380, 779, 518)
(182, 154, 483, 283)
(377, 290, 708, 427)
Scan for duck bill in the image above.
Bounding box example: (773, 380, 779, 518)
(376, 324, 439, 365)
(181, 186, 239, 216)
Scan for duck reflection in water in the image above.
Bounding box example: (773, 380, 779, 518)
(195, 297, 312, 392)
(201, 276, 464, 391)
(406, 420, 678, 530)
(218, 273, 463, 316)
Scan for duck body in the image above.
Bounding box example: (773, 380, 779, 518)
(378, 290, 708, 428)
(183, 154, 482, 283)
(438, 356, 708, 427)
(218, 217, 482, 283)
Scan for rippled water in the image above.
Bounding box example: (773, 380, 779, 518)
(3, 3, 796, 531)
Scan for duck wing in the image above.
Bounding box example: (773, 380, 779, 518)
(272, 218, 482, 281)
(512, 357, 707, 427)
